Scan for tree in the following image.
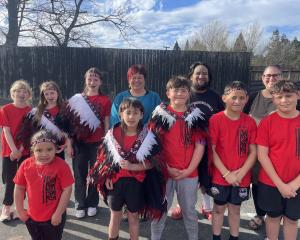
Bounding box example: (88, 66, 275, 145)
(233, 32, 247, 51)
(173, 41, 181, 51)
(0, 0, 135, 47)
(184, 40, 190, 50)
(242, 21, 263, 52)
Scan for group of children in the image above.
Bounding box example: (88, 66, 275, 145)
(0, 65, 299, 240)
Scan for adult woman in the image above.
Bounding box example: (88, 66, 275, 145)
(110, 64, 161, 127)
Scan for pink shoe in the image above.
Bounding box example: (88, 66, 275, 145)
(170, 205, 183, 220)
(200, 206, 212, 220)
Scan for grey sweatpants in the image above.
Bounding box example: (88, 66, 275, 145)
(151, 177, 198, 240)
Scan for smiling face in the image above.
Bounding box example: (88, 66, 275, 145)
(33, 141, 56, 165)
(167, 87, 190, 109)
(85, 72, 102, 92)
(272, 91, 299, 116)
(128, 73, 145, 93)
(11, 88, 30, 105)
(222, 89, 248, 114)
(120, 106, 143, 130)
(190, 65, 209, 92)
(262, 66, 283, 90)
(43, 89, 58, 106)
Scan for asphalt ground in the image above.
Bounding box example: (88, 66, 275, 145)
(0, 157, 299, 240)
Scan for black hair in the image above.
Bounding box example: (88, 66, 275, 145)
(270, 80, 299, 95)
(223, 81, 248, 96)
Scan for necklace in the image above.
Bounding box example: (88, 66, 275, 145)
(36, 165, 46, 178)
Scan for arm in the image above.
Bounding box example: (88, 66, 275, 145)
(104, 116, 110, 134)
(258, 145, 297, 198)
(110, 100, 121, 127)
(51, 185, 72, 226)
(14, 185, 29, 222)
(235, 144, 257, 182)
(212, 145, 240, 186)
(3, 126, 22, 160)
(174, 142, 205, 180)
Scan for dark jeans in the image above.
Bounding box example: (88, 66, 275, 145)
(252, 183, 266, 217)
(72, 141, 99, 210)
(25, 212, 66, 240)
(2, 155, 27, 205)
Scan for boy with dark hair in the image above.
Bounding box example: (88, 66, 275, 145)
(257, 80, 300, 240)
(210, 81, 257, 240)
(150, 76, 206, 240)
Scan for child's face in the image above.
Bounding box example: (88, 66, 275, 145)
(85, 73, 102, 91)
(166, 87, 190, 107)
(33, 142, 56, 165)
(128, 73, 145, 92)
(120, 106, 143, 129)
(222, 89, 248, 113)
(43, 89, 58, 105)
(272, 91, 299, 114)
(11, 88, 30, 104)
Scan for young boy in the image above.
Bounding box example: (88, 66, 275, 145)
(256, 80, 300, 240)
(150, 76, 206, 240)
(209, 81, 257, 240)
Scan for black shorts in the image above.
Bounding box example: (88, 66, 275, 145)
(210, 184, 250, 206)
(257, 182, 300, 221)
(107, 177, 144, 213)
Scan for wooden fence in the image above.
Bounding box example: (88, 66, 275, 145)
(0, 47, 250, 102)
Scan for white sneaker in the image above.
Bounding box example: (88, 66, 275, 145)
(87, 207, 97, 217)
(75, 209, 85, 218)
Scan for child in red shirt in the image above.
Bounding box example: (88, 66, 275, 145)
(63, 67, 111, 218)
(88, 98, 164, 240)
(150, 76, 206, 240)
(19, 81, 72, 159)
(14, 130, 74, 240)
(256, 80, 300, 240)
(0, 80, 32, 222)
(209, 81, 256, 240)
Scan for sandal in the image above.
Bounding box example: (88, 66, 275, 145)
(248, 215, 264, 230)
(170, 205, 183, 220)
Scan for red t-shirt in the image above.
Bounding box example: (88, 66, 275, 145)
(160, 105, 205, 178)
(111, 127, 146, 183)
(209, 111, 257, 187)
(256, 112, 300, 186)
(46, 106, 59, 118)
(0, 103, 31, 157)
(13, 156, 74, 222)
(86, 95, 111, 143)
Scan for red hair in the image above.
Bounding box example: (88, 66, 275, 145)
(127, 64, 147, 81)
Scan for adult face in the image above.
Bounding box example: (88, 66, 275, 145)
(262, 66, 282, 90)
(190, 65, 209, 92)
(128, 73, 145, 93)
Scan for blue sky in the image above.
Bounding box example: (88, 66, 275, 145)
(88, 0, 300, 52)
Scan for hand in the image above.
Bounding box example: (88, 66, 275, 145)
(10, 149, 22, 161)
(288, 179, 300, 193)
(51, 213, 62, 226)
(18, 209, 29, 222)
(167, 164, 182, 178)
(232, 169, 244, 184)
(174, 169, 190, 180)
(278, 182, 297, 199)
(119, 160, 132, 170)
(66, 144, 74, 158)
(105, 179, 113, 190)
(225, 172, 240, 186)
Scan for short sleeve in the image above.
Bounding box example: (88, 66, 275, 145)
(13, 161, 27, 186)
(209, 116, 219, 145)
(256, 118, 269, 147)
(58, 162, 74, 189)
(248, 118, 257, 144)
(0, 106, 9, 127)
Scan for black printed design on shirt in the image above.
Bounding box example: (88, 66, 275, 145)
(238, 127, 248, 157)
(42, 176, 57, 204)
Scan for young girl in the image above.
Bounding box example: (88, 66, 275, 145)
(88, 98, 166, 240)
(63, 67, 111, 218)
(14, 130, 74, 240)
(0, 80, 32, 222)
(19, 81, 72, 159)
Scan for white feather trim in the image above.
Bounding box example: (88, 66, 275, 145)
(136, 130, 157, 165)
(103, 130, 122, 165)
(185, 108, 205, 128)
(152, 105, 176, 128)
(68, 94, 100, 132)
(30, 108, 63, 139)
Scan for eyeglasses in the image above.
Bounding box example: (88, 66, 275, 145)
(263, 73, 281, 79)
